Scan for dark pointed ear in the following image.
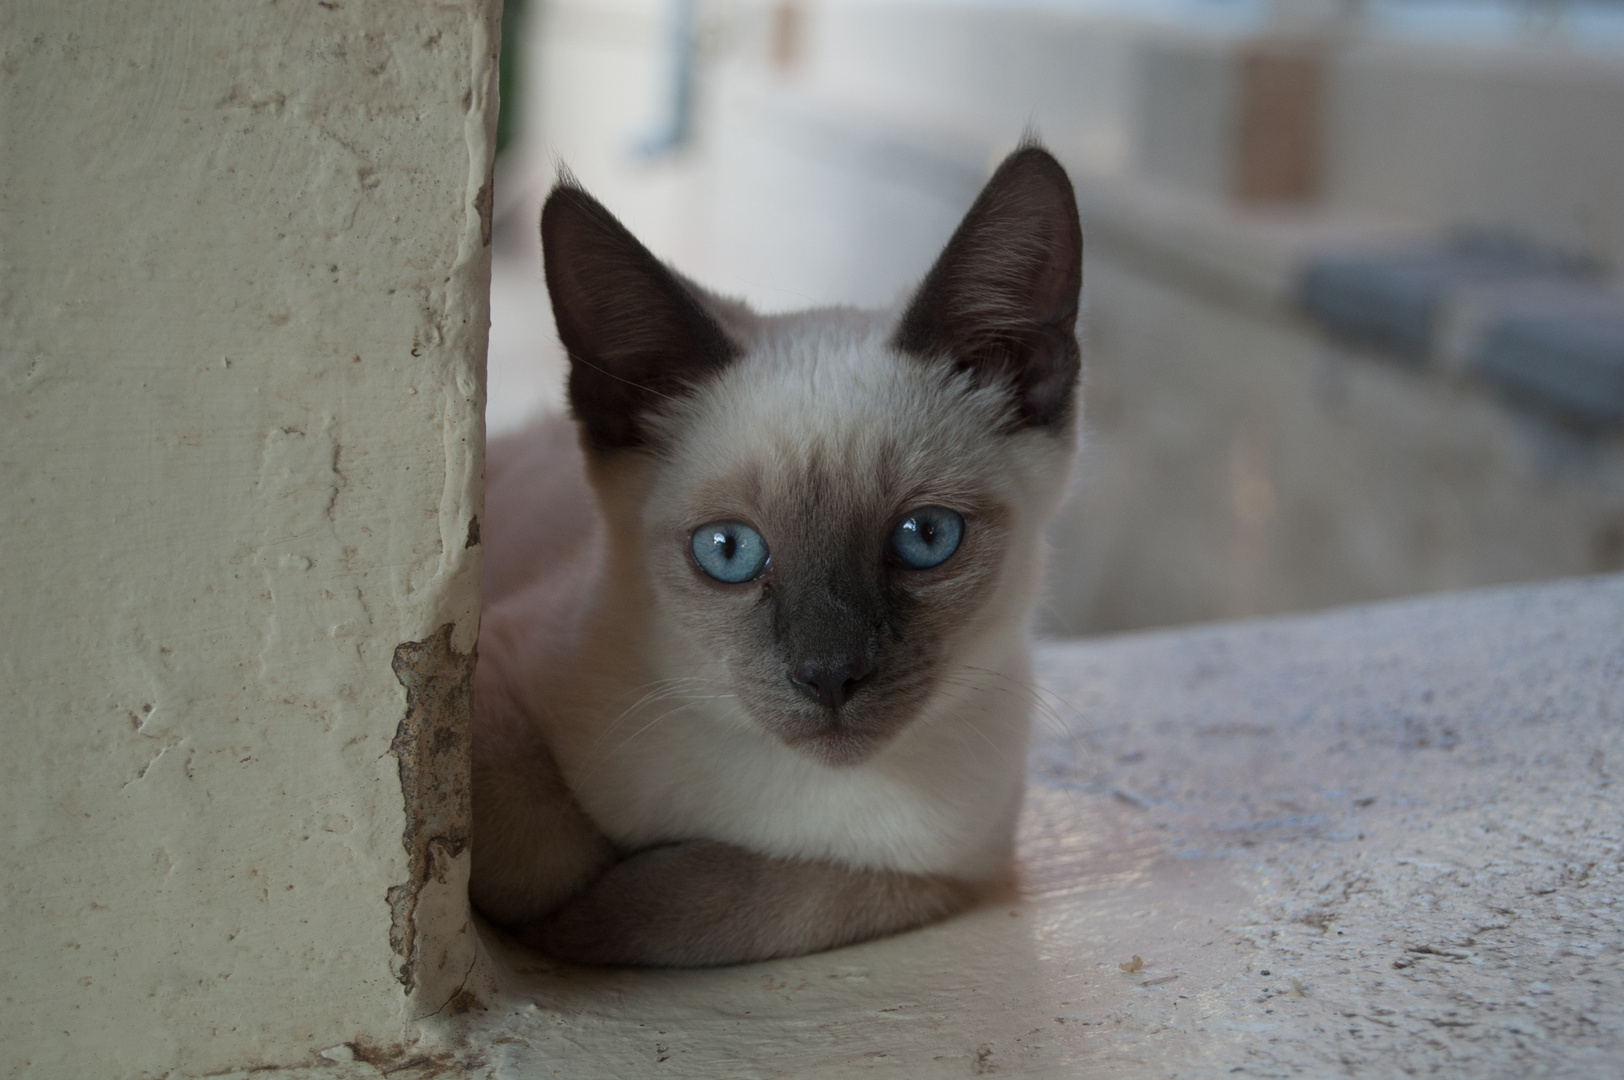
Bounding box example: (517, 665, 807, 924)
(892, 145, 1083, 430)
(542, 181, 741, 453)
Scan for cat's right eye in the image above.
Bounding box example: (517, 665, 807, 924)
(889, 506, 964, 570)
(691, 521, 771, 584)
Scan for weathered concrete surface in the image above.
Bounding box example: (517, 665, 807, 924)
(0, 2, 496, 1075)
(432, 574, 1622, 1077)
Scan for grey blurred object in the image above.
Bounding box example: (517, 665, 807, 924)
(635, 0, 699, 158)
(1299, 236, 1624, 426)
(1298, 236, 1582, 362)
(1475, 283, 1624, 425)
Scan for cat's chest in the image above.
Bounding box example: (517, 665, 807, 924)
(551, 690, 1028, 880)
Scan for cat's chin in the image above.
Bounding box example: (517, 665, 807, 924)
(783, 727, 884, 767)
(749, 685, 933, 767)
(768, 713, 908, 767)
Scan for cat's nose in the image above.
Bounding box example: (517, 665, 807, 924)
(791, 657, 875, 711)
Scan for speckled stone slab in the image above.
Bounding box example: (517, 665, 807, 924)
(454, 573, 1623, 1078)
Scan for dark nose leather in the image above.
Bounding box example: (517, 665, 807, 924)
(791, 657, 875, 711)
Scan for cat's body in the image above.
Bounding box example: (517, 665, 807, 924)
(471, 146, 1083, 966)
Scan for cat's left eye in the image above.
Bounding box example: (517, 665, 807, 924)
(692, 521, 771, 583)
(889, 506, 964, 570)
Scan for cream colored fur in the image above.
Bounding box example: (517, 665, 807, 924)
(472, 307, 1076, 926)
(473, 145, 1083, 965)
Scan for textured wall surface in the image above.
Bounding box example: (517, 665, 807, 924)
(0, 1, 496, 1074)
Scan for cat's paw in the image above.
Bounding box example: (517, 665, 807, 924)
(527, 895, 629, 966)
(516, 839, 982, 968)
(524, 843, 711, 967)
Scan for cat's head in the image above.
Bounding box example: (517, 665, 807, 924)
(542, 145, 1082, 766)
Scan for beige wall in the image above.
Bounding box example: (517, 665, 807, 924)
(1325, 41, 1624, 266)
(1, 1, 496, 1074)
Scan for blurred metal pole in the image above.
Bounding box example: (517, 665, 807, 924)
(636, 0, 698, 158)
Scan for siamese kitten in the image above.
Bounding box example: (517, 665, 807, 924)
(471, 144, 1083, 967)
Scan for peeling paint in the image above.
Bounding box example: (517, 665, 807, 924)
(350, 1037, 483, 1078)
(388, 625, 476, 996)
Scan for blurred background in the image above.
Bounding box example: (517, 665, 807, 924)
(486, 0, 1624, 637)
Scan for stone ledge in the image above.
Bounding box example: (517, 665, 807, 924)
(300, 572, 1621, 1078)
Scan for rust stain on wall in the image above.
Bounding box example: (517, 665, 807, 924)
(388, 624, 475, 995)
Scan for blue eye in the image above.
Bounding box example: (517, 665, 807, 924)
(889, 506, 964, 570)
(691, 521, 770, 583)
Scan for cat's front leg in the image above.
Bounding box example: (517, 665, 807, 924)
(521, 840, 986, 967)
(469, 668, 614, 926)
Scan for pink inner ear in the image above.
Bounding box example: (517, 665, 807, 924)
(891, 145, 1083, 430)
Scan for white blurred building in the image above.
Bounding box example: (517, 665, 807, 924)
(490, 0, 1624, 634)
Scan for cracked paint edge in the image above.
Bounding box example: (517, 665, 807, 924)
(388, 624, 476, 997)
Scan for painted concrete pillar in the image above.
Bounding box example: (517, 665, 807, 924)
(1, 1, 497, 1074)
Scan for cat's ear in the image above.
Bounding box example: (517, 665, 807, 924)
(892, 145, 1083, 430)
(542, 180, 742, 453)
(672, 269, 761, 350)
